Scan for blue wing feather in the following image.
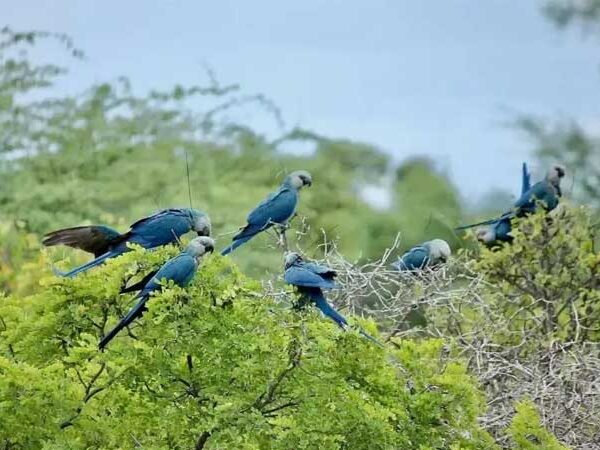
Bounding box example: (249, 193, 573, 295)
(394, 246, 429, 271)
(514, 181, 557, 215)
(222, 187, 298, 255)
(128, 208, 189, 229)
(301, 262, 336, 276)
(142, 254, 197, 293)
(127, 210, 193, 249)
(243, 188, 297, 234)
(285, 260, 382, 347)
(285, 264, 337, 289)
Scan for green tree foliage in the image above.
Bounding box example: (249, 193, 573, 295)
(0, 244, 498, 449)
(473, 206, 600, 343)
(0, 27, 578, 449)
(543, 0, 600, 30)
(0, 28, 464, 279)
(414, 206, 599, 448)
(0, 222, 42, 296)
(508, 401, 569, 450)
(394, 158, 463, 250)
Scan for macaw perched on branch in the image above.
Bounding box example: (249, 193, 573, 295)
(221, 171, 312, 256)
(475, 162, 532, 245)
(393, 239, 451, 271)
(283, 252, 382, 347)
(43, 208, 211, 277)
(99, 236, 215, 350)
(457, 163, 565, 246)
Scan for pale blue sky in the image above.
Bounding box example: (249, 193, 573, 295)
(4, 0, 599, 201)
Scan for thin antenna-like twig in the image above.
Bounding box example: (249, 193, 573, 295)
(423, 213, 433, 235)
(185, 149, 194, 209)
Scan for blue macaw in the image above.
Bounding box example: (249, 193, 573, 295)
(512, 164, 564, 216)
(43, 208, 211, 277)
(475, 163, 532, 245)
(393, 239, 451, 271)
(221, 171, 312, 256)
(99, 236, 215, 349)
(457, 163, 565, 246)
(283, 253, 382, 346)
(521, 161, 532, 196)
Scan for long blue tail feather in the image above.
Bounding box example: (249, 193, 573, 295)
(455, 217, 500, 231)
(58, 251, 118, 278)
(99, 293, 148, 349)
(310, 291, 383, 347)
(221, 235, 253, 256)
(358, 329, 385, 348)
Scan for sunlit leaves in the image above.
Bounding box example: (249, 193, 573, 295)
(0, 241, 499, 449)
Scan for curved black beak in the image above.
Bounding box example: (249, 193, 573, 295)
(197, 226, 211, 237)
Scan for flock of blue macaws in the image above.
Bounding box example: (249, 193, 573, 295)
(43, 164, 565, 349)
(456, 163, 565, 245)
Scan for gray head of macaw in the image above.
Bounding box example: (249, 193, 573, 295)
(284, 170, 313, 190)
(546, 164, 566, 187)
(423, 239, 451, 263)
(476, 227, 496, 244)
(284, 251, 303, 269)
(189, 209, 212, 237)
(185, 236, 215, 259)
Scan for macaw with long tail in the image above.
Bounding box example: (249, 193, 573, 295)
(456, 163, 565, 245)
(393, 239, 451, 271)
(221, 171, 312, 256)
(99, 236, 215, 349)
(283, 252, 382, 347)
(43, 208, 211, 277)
(474, 163, 532, 245)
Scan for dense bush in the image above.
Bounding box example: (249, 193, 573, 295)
(0, 242, 499, 450)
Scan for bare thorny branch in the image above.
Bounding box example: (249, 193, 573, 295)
(261, 227, 600, 450)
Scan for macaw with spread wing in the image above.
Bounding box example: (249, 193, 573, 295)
(43, 208, 211, 277)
